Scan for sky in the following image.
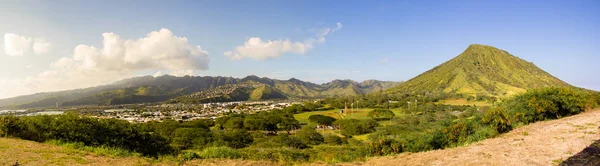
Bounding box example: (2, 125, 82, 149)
(0, 0, 598, 99)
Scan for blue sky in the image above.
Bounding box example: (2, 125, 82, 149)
(0, 0, 598, 98)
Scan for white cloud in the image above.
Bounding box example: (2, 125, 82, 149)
(4, 33, 32, 56)
(170, 69, 195, 77)
(33, 38, 51, 55)
(224, 22, 342, 60)
(153, 71, 164, 77)
(25, 65, 33, 69)
(0, 28, 209, 98)
(3, 33, 52, 56)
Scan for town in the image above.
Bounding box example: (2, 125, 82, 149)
(1, 100, 302, 123)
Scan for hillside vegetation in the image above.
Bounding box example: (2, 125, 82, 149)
(358, 108, 600, 166)
(387, 44, 570, 98)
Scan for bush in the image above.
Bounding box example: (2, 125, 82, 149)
(308, 115, 337, 126)
(240, 147, 310, 163)
(368, 138, 404, 156)
(367, 109, 396, 121)
(0, 114, 171, 156)
(212, 129, 253, 149)
(334, 119, 379, 136)
(178, 151, 200, 161)
(295, 126, 324, 145)
(503, 87, 597, 124)
(309, 145, 370, 163)
(323, 134, 343, 145)
(273, 134, 308, 149)
(198, 146, 242, 159)
(483, 107, 511, 133)
(46, 139, 140, 157)
(170, 128, 212, 150)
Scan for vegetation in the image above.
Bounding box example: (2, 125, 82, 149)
(386, 44, 570, 98)
(367, 109, 396, 121)
(308, 114, 337, 126)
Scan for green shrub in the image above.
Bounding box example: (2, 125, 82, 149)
(307, 115, 337, 126)
(178, 151, 200, 161)
(273, 134, 308, 149)
(45, 140, 140, 157)
(367, 109, 396, 121)
(309, 145, 370, 163)
(323, 134, 343, 145)
(368, 138, 404, 156)
(240, 147, 310, 163)
(334, 119, 379, 136)
(295, 126, 324, 145)
(483, 107, 511, 133)
(198, 146, 242, 159)
(211, 129, 253, 148)
(0, 114, 171, 156)
(503, 87, 597, 124)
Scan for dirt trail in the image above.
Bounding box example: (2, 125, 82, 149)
(354, 109, 600, 166)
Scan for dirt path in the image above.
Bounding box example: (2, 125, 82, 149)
(355, 109, 600, 166)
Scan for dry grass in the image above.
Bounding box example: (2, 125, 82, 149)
(0, 137, 178, 166)
(350, 108, 600, 166)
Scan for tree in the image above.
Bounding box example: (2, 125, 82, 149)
(273, 133, 308, 149)
(308, 115, 337, 126)
(367, 109, 395, 121)
(212, 129, 253, 148)
(224, 117, 244, 130)
(278, 116, 300, 134)
(295, 126, 324, 145)
(171, 128, 212, 150)
(334, 119, 379, 136)
(243, 116, 264, 131)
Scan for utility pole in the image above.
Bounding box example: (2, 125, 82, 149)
(355, 100, 358, 117)
(344, 101, 347, 115)
(350, 100, 354, 117)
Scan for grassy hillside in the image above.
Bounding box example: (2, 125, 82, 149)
(0, 137, 274, 166)
(387, 44, 570, 98)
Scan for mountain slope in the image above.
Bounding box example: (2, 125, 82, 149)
(0, 76, 401, 108)
(387, 44, 570, 97)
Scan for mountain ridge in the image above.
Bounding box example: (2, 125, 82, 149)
(0, 75, 401, 109)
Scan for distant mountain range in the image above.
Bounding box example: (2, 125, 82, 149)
(0, 75, 401, 109)
(386, 44, 570, 97)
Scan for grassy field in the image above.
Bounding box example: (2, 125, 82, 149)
(294, 108, 405, 124)
(0, 138, 276, 166)
(436, 99, 492, 106)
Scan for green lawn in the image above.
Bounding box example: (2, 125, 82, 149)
(294, 108, 405, 141)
